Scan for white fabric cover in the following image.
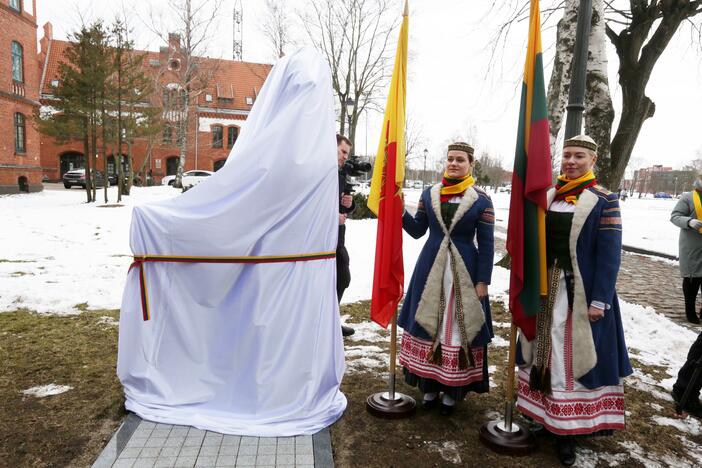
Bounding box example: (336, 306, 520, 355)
(117, 48, 347, 436)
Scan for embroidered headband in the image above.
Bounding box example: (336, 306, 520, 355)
(563, 134, 598, 153)
(447, 142, 475, 157)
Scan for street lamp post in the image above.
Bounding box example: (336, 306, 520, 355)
(345, 97, 355, 141)
(564, 0, 593, 138)
(422, 148, 428, 190)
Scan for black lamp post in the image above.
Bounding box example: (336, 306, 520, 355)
(422, 148, 428, 190)
(564, 0, 593, 139)
(345, 97, 355, 139)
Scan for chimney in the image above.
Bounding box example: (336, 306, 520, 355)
(168, 33, 181, 50)
(39, 22, 53, 63)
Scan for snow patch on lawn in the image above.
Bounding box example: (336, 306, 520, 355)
(22, 384, 73, 398)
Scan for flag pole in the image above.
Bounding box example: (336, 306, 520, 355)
(366, 309, 416, 418)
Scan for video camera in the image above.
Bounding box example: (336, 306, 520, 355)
(339, 156, 372, 214)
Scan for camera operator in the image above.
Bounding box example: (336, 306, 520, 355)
(337, 134, 355, 337)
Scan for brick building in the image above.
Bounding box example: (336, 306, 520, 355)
(38, 25, 272, 184)
(0, 0, 42, 193)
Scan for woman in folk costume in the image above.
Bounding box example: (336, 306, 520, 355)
(398, 142, 495, 415)
(516, 135, 632, 466)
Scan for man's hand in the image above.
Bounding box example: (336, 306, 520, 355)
(341, 194, 353, 209)
(689, 219, 702, 230)
(475, 283, 488, 300)
(339, 213, 348, 225)
(587, 304, 605, 322)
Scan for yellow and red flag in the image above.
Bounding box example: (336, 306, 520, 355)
(367, 0, 408, 328)
(506, 0, 553, 340)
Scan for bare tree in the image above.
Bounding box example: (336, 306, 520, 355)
(147, 0, 223, 188)
(301, 0, 401, 150)
(260, 0, 297, 59)
(404, 116, 426, 165)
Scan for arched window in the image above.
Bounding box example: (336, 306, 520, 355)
(14, 113, 26, 154)
(213, 159, 226, 171)
(212, 125, 223, 148)
(11, 41, 24, 83)
(227, 126, 239, 148)
(9, 0, 21, 13)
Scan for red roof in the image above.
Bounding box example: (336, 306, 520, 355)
(40, 39, 272, 113)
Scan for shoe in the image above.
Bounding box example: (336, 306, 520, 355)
(341, 325, 355, 337)
(673, 388, 702, 418)
(439, 403, 455, 416)
(554, 436, 576, 466)
(687, 313, 701, 324)
(421, 397, 438, 410)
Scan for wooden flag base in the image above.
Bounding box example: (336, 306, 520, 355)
(479, 419, 535, 456)
(366, 391, 416, 419)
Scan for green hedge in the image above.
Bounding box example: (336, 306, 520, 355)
(349, 192, 376, 220)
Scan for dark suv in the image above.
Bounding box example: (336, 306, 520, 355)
(63, 169, 109, 189)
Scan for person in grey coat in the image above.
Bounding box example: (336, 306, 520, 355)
(671, 175, 702, 418)
(670, 176, 702, 324)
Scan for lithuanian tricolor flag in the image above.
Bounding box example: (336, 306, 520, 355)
(506, 0, 553, 340)
(367, 1, 408, 328)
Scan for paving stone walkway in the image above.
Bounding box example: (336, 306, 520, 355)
(93, 414, 333, 468)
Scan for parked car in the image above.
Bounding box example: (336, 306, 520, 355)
(181, 170, 214, 190)
(654, 192, 673, 199)
(62, 169, 109, 189)
(161, 174, 177, 186)
(413, 180, 423, 189)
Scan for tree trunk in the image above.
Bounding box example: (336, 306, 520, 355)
(175, 94, 190, 189)
(583, 0, 614, 188)
(82, 122, 92, 203)
(546, 0, 578, 164)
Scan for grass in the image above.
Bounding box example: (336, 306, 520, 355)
(0, 309, 124, 467)
(331, 300, 702, 467)
(1, 300, 701, 467)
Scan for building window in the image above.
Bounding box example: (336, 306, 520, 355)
(212, 125, 223, 148)
(12, 41, 24, 83)
(217, 97, 234, 105)
(14, 113, 26, 154)
(162, 124, 173, 144)
(9, 0, 21, 12)
(227, 127, 239, 148)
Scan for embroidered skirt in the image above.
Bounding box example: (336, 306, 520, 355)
(399, 252, 488, 400)
(516, 272, 626, 435)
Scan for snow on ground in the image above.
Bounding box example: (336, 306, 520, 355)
(22, 384, 73, 398)
(2, 184, 700, 461)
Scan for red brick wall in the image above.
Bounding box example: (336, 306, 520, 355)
(0, 0, 42, 193)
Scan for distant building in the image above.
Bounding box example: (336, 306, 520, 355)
(631, 165, 694, 195)
(37, 24, 272, 184)
(0, 0, 42, 193)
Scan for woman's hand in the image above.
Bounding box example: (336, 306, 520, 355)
(587, 305, 605, 322)
(475, 283, 488, 300)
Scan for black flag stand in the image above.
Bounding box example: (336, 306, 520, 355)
(366, 311, 416, 418)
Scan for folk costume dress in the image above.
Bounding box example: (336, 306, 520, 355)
(516, 171, 633, 435)
(117, 48, 346, 436)
(398, 175, 495, 400)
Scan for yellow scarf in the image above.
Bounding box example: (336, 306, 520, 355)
(693, 190, 702, 234)
(555, 170, 596, 205)
(440, 172, 474, 198)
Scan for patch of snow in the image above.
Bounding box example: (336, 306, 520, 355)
(652, 416, 702, 436)
(97, 316, 119, 326)
(22, 384, 73, 397)
(424, 441, 462, 465)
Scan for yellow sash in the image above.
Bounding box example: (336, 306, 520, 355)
(693, 190, 702, 234)
(440, 173, 474, 197)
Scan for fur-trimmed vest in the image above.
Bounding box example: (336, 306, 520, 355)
(398, 184, 495, 348)
(517, 186, 633, 388)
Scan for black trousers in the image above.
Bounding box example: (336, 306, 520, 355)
(683, 277, 702, 320)
(674, 330, 702, 399)
(336, 226, 351, 302)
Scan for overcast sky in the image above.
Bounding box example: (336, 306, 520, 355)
(36, 0, 702, 178)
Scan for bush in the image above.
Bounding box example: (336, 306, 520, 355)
(348, 192, 376, 220)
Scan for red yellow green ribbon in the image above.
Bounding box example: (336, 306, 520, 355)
(128, 251, 336, 321)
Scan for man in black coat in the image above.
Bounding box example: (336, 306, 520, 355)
(337, 134, 355, 337)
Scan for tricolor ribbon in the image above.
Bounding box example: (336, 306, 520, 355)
(128, 251, 337, 321)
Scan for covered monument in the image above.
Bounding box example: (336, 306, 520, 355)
(117, 48, 347, 436)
